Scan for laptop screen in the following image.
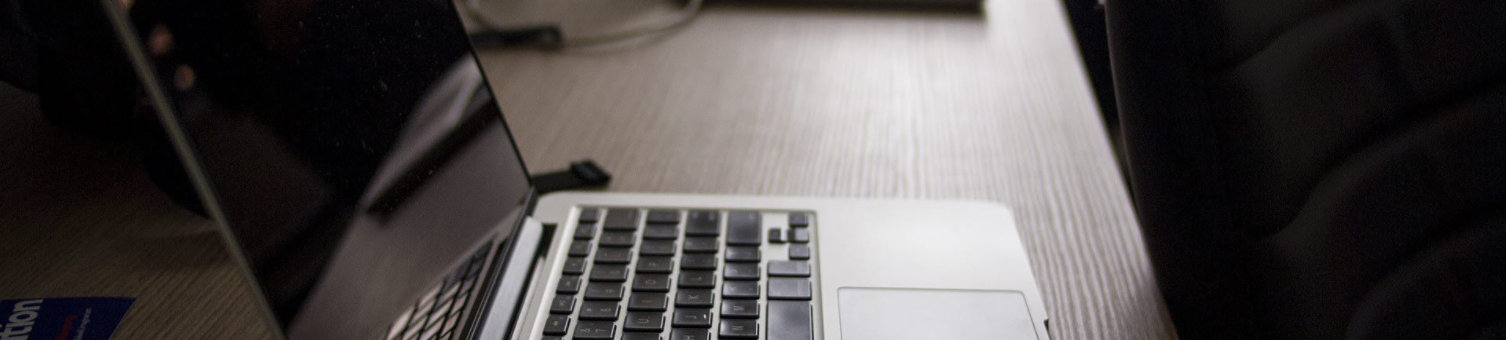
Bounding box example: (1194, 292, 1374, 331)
(106, 0, 532, 337)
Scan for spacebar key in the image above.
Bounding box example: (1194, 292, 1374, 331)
(768, 300, 813, 340)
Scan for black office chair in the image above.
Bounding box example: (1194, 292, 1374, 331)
(1107, 1, 1506, 339)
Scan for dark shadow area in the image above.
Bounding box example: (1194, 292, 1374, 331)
(1109, 0, 1506, 338)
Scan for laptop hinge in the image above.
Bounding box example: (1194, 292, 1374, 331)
(473, 216, 553, 340)
(529, 159, 612, 194)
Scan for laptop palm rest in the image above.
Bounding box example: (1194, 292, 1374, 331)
(838, 287, 1038, 340)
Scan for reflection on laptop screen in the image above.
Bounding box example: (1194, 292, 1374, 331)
(110, 0, 532, 337)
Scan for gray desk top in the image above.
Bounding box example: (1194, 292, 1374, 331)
(479, 1, 1173, 339)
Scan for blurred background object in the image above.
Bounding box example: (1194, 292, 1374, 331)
(459, 0, 981, 48)
(1108, 0, 1506, 339)
(0, 0, 142, 139)
(0, 0, 207, 213)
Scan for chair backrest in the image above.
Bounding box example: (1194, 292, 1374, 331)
(1107, 1, 1506, 338)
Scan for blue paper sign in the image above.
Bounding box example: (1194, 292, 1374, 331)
(0, 297, 133, 340)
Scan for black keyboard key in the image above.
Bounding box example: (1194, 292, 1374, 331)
(543, 337, 562, 340)
(594, 248, 632, 264)
(574, 224, 597, 240)
(450, 292, 471, 314)
(788, 212, 810, 227)
(562, 257, 587, 275)
(589, 265, 628, 282)
(721, 300, 759, 318)
(768, 228, 786, 243)
(415, 288, 438, 314)
(637, 257, 674, 273)
(788, 228, 810, 243)
(557, 276, 581, 294)
(623, 333, 661, 340)
(643, 225, 679, 240)
(769, 261, 811, 277)
(600, 232, 636, 247)
(633, 274, 672, 292)
(669, 328, 710, 340)
(768, 278, 812, 300)
(685, 210, 721, 236)
(681, 254, 717, 270)
(678, 271, 716, 288)
(569, 242, 592, 256)
(724, 263, 760, 281)
(604, 209, 639, 230)
(646, 210, 681, 225)
(549, 296, 575, 314)
(400, 320, 421, 340)
(437, 291, 460, 312)
(543, 315, 570, 335)
(719, 319, 759, 339)
(727, 210, 759, 225)
(425, 303, 448, 326)
(639, 240, 677, 255)
(624, 312, 666, 331)
(675, 289, 714, 307)
(725, 247, 760, 262)
(768, 301, 813, 340)
(573, 320, 616, 339)
(682, 237, 719, 253)
(578, 301, 620, 320)
(578, 208, 601, 223)
(628, 293, 668, 311)
(671, 309, 713, 328)
(584, 283, 624, 300)
(726, 211, 762, 245)
(788, 244, 811, 260)
(722, 281, 760, 299)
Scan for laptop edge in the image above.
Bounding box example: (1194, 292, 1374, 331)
(98, 0, 552, 338)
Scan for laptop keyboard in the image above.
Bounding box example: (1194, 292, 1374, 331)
(385, 241, 493, 340)
(544, 208, 817, 340)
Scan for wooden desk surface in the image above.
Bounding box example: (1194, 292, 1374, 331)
(0, 0, 1174, 339)
(479, 1, 1174, 339)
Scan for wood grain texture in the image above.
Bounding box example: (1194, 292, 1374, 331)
(0, 85, 276, 339)
(476, 1, 1176, 339)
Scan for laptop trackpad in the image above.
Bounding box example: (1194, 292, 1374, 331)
(838, 288, 1038, 340)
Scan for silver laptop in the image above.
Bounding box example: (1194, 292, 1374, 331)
(99, 0, 1049, 339)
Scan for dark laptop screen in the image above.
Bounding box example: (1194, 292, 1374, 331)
(108, 0, 532, 337)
